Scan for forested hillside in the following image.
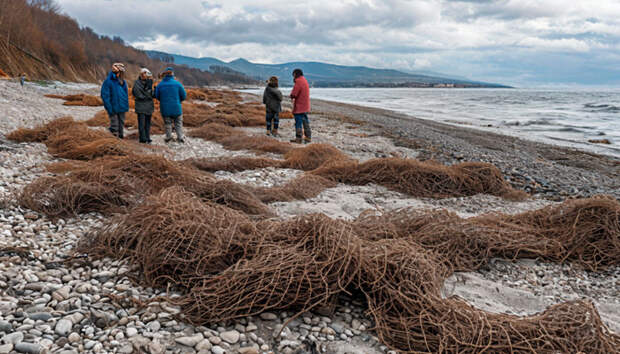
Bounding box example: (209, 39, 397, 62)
(0, 0, 256, 85)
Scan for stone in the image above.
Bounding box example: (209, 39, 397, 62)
(211, 346, 226, 354)
(14, 342, 41, 354)
(238, 347, 259, 354)
(0, 321, 12, 333)
(196, 339, 212, 351)
(0, 344, 13, 354)
(245, 324, 257, 332)
(146, 320, 160, 332)
(219, 330, 240, 344)
(54, 319, 72, 336)
(1, 331, 24, 344)
(118, 344, 133, 353)
(126, 327, 138, 337)
(259, 312, 278, 321)
(67, 332, 80, 343)
(175, 333, 204, 347)
(28, 313, 52, 322)
(208, 336, 221, 345)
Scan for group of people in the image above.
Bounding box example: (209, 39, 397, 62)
(262, 68, 312, 143)
(100, 63, 312, 144)
(100, 63, 187, 143)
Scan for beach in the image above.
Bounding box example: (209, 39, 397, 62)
(0, 79, 618, 353)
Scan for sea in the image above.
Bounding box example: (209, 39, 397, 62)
(242, 88, 620, 158)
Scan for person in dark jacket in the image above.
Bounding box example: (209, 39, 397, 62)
(132, 68, 154, 144)
(262, 76, 283, 136)
(154, 67, 187, 143)
(100, 63, 129, 138)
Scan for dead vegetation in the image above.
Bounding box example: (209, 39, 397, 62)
(85, 189, 620, 353)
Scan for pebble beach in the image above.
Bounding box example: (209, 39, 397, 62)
(0, 79, 618, 353)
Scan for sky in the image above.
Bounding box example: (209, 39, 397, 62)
(56, 0, 620, 87)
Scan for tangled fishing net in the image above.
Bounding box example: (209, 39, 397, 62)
(85, 190, 620, 353)
(313, 158, 527, 200)
(21, 154, 272, 217)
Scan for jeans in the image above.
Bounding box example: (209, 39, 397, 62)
(138, 113, 152, 143)
(266, 111, 279, 131)
(164, 115, 184, 140)
(293, 113, 311, 138)
(108, 112, 126, 138)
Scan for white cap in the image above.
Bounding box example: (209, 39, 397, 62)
(140, 68, 152, 77)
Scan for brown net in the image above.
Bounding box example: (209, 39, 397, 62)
(313, 158, 527, 200)
(251, 174, 338, 203)
(21, 154, 272, 217)
(84, 191, 620, 353)
(186, 156, 284, 173)
(6, 116, 77, 142)
(283, 143, 354, 171)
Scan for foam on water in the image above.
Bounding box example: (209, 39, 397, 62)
(242, 88, 620, 158)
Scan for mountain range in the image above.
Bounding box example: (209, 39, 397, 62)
(146, 51, 508, 88)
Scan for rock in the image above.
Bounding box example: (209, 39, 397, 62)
(1, 331, 24, 344)
(196, 339, 211, 351)
(118, 344, 133, 353)
(245, 323, 257, 332)
(259, 312, 278, 321)
(0, 321, 12, 333)
(211, 346, 226, 354)
(28, 313, 52, 322)
(238, 347, 258, 354)
(51, 286, 71, 301)
(175, 333, 204, 347)
(14, 342, 41, 354)
(219, 330, 239, 344)
(146, 320, 160, 332)
(54, 319, 72, 336)
(67, 332, 80, 343)
(208, 336, 221, 345)
(126, 327, 138, 337)
(0, 344, 13, 354)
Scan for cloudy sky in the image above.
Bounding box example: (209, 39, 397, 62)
(56, 0, 620, 87)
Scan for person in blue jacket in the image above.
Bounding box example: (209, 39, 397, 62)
(155, 67, 187, 143)
(100, 63, 129, 138)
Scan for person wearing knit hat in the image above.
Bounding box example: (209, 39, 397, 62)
(155, 66, 187, 143)
(133, 68, 155, 144)
(262, 76, 283, 136)
(101, 62, 129, 138)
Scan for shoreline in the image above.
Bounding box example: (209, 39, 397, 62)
(309, 98, 620, 200)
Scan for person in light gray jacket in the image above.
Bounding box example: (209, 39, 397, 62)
(132, 68, 154, 144)
(262, 76, 283, 136)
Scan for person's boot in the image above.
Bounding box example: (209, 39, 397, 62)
(290, 129, 303, 143)
(266, 129, 271, 136)
(303, 136, 312, 144)
(272, 128, 279, 137)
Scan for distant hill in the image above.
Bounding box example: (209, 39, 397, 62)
(146, 50, 509, 88)
(0, 1, 257, 86)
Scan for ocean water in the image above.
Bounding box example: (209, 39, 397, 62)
(243, 88, 620, 158)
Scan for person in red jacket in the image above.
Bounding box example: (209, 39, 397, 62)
(289, 68, 311, 143)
